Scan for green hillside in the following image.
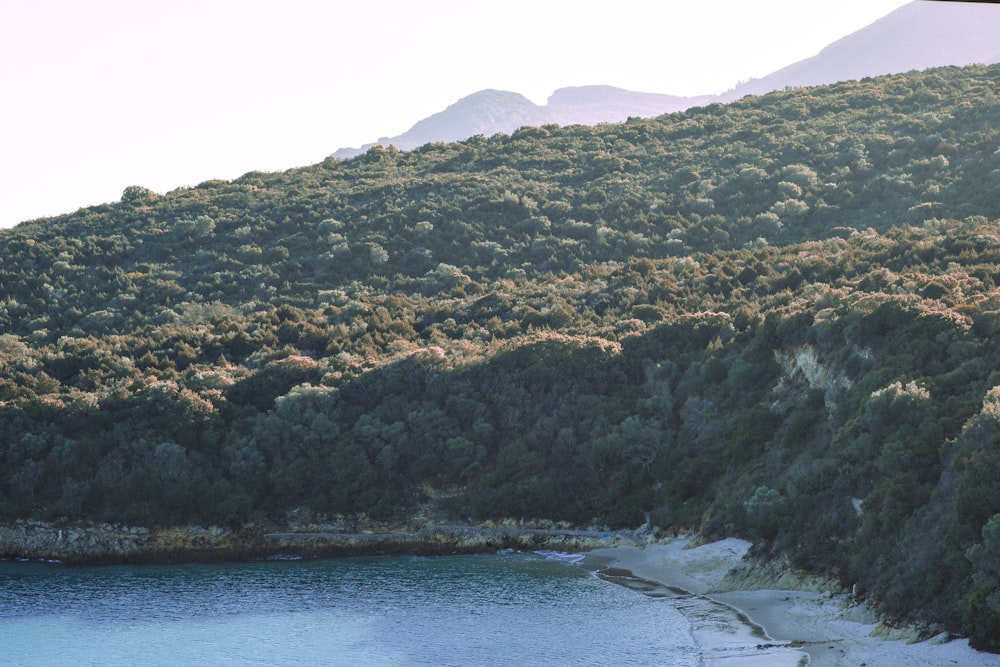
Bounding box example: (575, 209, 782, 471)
(4, 64, 1000, 648)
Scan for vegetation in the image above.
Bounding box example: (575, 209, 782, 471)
(4, 63, 1000, 649)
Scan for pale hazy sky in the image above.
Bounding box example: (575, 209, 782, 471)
(0, 0, 915, 228)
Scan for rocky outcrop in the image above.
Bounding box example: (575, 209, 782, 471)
(0, 518, 643, 565)
(718, 553, 840, 595)
(1, 521, 145, 562)
(773, 344, 853, 412)
(0, 520, 264, 564)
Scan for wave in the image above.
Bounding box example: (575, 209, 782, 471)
(531, 550, 587, 565)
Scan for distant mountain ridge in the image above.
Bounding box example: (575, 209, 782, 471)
(545, 85, 713, 125)
(331, 86, 711, 158)
(333, 1, 1000, 158)
(718, 0, 1000, 101)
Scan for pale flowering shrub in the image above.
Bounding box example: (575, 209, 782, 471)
(870, 380, 930, 402)
(981, 386, 1000, 422)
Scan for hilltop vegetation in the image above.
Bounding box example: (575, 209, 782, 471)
(4, 64, 1000, 648)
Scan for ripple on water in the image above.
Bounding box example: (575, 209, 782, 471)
(0, 554, 702, 667)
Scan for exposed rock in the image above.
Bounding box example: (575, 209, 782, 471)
(0, 518, 643, 565)
(719, 553, 839, 594)
(0, 520, 146, 562)
(870, 621, 924, 643)
(926, 631, 953, 646)
(840, 603, 879, 625)
(774, 344, 853, 412)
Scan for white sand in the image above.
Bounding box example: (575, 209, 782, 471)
(584, 538, 998, 667)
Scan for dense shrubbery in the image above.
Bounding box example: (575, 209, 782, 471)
(4, 63, 1000, 649)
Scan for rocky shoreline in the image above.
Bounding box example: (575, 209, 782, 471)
(0, 518, 646, 565)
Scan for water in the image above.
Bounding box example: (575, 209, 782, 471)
(0, 552, 702, 667)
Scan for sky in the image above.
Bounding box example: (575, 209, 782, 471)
(0, 0, 915, 228)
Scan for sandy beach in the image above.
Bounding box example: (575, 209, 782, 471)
(584, 538, 998, 667)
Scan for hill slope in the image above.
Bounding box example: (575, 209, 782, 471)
(4, 65, 1000, 649)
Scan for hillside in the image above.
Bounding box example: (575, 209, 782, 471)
(4, 64, 1000, 649)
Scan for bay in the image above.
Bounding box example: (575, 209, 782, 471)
(0, 552, 699, 666)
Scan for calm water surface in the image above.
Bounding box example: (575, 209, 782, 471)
(0, 551, 700, 666)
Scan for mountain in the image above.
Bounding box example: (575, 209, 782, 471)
(335, 1, 1000, 157)
(332, 90, 550, 158)
(331, 86, 710, 158)
(544, 85, 711, 125)
(720, 0, 1000, 101)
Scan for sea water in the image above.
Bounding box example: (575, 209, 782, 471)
(0, 551, 791, 666)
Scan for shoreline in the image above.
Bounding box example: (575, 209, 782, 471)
(0, 518, 645, 565)
(583, 539, 997, 667)
(5, 520, 998, 665)
(584, 539, 806, 666)
(592, 564, 804, 666)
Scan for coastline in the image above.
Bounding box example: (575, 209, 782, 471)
(0, 518, 643, 565)
(5, 519, 997, 665)
(584, 539, 997, 667)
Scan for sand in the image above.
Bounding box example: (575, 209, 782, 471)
(584, 539, 998, 666)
